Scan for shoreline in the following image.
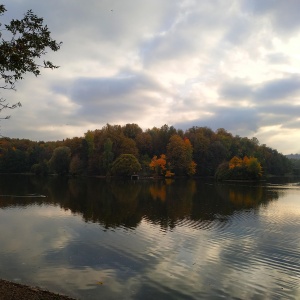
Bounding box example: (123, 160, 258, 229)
(0, 279, 76, 300)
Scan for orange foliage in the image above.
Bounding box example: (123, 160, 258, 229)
(188, 161, 197, 176)
(242, 156, 250, 166)
(229, 156, 242, 169)
(149, 154, 167, 175)
(149, 185, 166, 201)
(228, 155, 262, 177)
(165, 170, 175, 178)
(184, 137, 192, 147)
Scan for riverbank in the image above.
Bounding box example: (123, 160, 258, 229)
(0, 279, 76, 300)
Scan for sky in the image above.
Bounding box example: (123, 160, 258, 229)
(1, 0, 300, 154)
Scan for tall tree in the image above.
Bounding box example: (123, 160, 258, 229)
(136, 132, 153, 156)
(167, 135, 196, 176)
(0, 5, 61, 119)
(102, 138, 114, 174)
(49, 146, 71, 175)
(122, 123, 142, 140)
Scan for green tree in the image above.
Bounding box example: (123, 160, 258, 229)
(122, 123, 142, 139)
(31, 160, 49, 176)
(0, 5, 61, 118)
(0, 147, 28, 172)
(147, 124, 177, 155)
(69, 154, 84, 175)
(102, 138, 114, 174)
(49, 146, 71, 175)
(111, 154, 141, 177)
(84, 131, 94, 158)
(136, 132, 153, 156)
(207, 141, 228, 176)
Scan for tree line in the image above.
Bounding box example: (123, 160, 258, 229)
(0, 124, 292, 177)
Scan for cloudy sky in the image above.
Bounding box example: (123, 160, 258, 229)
(1, 0, 300, 154)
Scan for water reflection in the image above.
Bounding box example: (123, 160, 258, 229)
(0, 175, 279, 230)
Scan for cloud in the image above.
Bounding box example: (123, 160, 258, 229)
(241, 0, 300, 33)
(220, 75, 300, 104)
(254, 76, 300, 102)
(51, 71, 168, 126)
(265, 53, 291, 65)
(281, 119, 300, 130)
(69, 73, 161, 103)
(174, 106, 259, 136)
(220, 80, 253, 100)
(0, 0, 300, 153)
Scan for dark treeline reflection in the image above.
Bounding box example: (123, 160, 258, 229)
(0, 175, 279, 230)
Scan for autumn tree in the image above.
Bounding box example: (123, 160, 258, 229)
(149, 154, 167, 176)
(0, 5, 61, 119)
(246, 157, 262, 179)
(216, 156, 262, 181)
(167, 135, 196, 176)
(229, 156, 242, 169)
(118, 137, 139, 158)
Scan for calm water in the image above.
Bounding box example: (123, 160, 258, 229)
(0, 175, 299, 299)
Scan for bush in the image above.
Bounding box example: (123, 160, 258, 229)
(111, 154, 141, 177)
(31, 161, 49, 176)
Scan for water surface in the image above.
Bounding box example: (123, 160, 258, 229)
(0, 175, 299, 299)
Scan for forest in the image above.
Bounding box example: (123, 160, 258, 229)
(0, 123, 293, 178)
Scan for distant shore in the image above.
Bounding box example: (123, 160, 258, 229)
(0, 279, 76, 300)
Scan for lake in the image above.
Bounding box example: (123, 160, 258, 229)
(0, 175, 299, 299)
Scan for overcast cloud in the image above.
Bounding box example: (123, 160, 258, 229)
(1, 0, 300, 154)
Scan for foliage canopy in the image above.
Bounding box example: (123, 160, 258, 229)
(0, 123, 292, 177)
(0, 4, 61, 118)
(49, 146, 71, 175)
(215, 156, 262, 181)
(111, 154, 141, 177)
